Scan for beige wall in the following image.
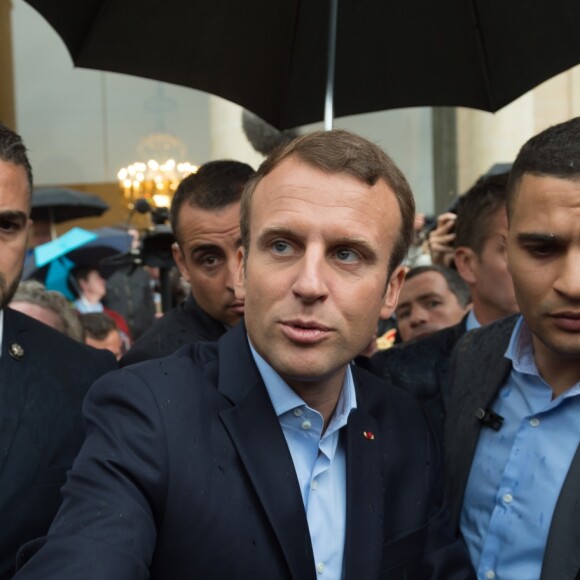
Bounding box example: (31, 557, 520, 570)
(457, 66, 580, 191)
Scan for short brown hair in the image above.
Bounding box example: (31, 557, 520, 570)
(240, 129, 415, 276)
(507, 117, 580, 218)
(404, 265, 471, 308)
(170, 160, 254, 244)
(454, 172, 508, 255)
(79, 312, 118, 341)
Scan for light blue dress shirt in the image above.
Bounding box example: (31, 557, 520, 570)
(460, 316, 580, 580)
(465, 309, 481, 332)
(249, 342, 357, 580)
(73, 298, 103, 313)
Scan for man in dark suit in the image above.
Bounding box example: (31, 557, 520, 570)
(0, 123, 117, 579)
(372, 172, 517, 438)
(445, 117, 580, 579)
(15, 130, 474, 579)
(120, 160, 255, 366)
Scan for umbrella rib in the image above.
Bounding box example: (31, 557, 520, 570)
(468, 0, 496, 110)
(279, 0, 306, 129)
(74, 0, 116, 65)
(324, 0, 339, 130)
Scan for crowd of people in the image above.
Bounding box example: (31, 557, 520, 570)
(0, 117, 579, 579)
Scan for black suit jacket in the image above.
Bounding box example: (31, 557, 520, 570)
(16, 322, 474, 579)
(444, 314, 580, 580)
(120, 294, 227, 366)
(0, 308, 116, 580)
(370, 316, 468, 440)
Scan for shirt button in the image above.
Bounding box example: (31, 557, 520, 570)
(530, 417, 540, 427)
(311, 479, 318, 490)
(485, 571, 495, 580)
(316, 562, 325, 574)
(293, 408, 303, 417)
(301, 420, 312, 430)
(503, 493, 513, 504)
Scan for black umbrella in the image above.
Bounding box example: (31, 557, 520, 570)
(22, 0, 580, 130)
(32, 187, 109, 223)
(31, 187, 110, 239)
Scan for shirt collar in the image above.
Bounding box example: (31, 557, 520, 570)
(465, 309, 481, 331)
(504, 315, 537, 375)
(74, 298, 103, 314)
(248, 340, 357, 427)
(505, 315, 580, 401)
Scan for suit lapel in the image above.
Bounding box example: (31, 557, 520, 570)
(0, 308, 31, 478)
(541, 442, 580, 580)
(342, 398, 384, 580)
(436, 321, 466, 408)
(444, 316, 516, 527)
(217, 324, 316, 580)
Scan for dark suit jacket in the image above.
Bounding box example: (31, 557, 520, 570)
(120, 294, 227, 366)
(16, 322, 474, 580)
(444, 314, 580, 580)
(0, 308, 116, 580)
(371, 316, 468, 440)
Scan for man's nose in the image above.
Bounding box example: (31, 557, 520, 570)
(409, 305, 428, 327)
(292, 249, 328, 303)
(554, 249, 580, 300)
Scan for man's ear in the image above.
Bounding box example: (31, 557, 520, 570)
(171, 242, 191, 284)
(380, 265, 406, 319)
(454, 247, 477, 285)
(234, 246, 246, 301)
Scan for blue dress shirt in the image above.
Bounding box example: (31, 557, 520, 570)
(73, 298, 103, 313)
(465, 309, 481, 332)
(460, 317, 580, 580)
(249, 342, 357, 580)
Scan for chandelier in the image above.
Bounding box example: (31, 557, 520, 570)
(117, 133, 197, 210)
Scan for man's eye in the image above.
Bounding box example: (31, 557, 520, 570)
(0, 220, 20, 233)
(526, 245, 556, 257)
(271, 240, 293, 255)
(197, 254, 222, 268)
(396, 310, 410, 320)
(335, 248, 360, 263)
(427, 300, 442, 309)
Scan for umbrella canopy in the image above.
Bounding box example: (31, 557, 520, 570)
(25, 227, 133, 299)
(22, 0, 580, 130)
(31, 187, 110, 224)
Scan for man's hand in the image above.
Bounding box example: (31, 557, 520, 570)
(427, 212, 456, 268)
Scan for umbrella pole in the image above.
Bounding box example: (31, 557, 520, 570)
(49, 207, 57, 240)
(324, 0, 338, 130)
